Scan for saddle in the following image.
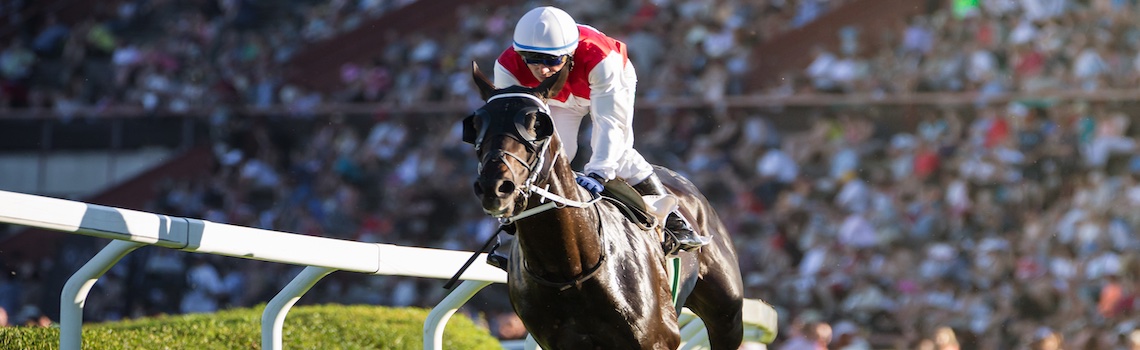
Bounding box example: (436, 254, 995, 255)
(597, 178, 658, 231)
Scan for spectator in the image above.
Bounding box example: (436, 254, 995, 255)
(492, 312, 527, 340)
(180, 255, 226, 314)
(779, 320, 832, 350)
(933, 326, 961, 350)
(0, 38, 34, 82)
(831, 320, 871, 350)
(755, 141, 798, 210)
(901, 16, 933, 56)
(30, 14, 69, 58)
(1030, 327, 1064, 350)
(805, 45, 839, 93)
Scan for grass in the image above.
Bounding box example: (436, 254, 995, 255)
(0, 304, 500, 350)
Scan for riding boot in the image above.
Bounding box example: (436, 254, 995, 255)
(632, 174, 710, 253)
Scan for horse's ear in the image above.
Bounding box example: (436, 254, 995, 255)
(534, 65, 568, 99)
(472, 61, 496, 101)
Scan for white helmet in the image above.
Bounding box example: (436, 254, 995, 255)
(513, 7, 579, 57)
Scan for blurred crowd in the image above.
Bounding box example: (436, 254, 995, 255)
(0, 0, 859, 113)
(5, 0, 1140, 349)
(5, 0, 1140, 113)
(0, 0, 415, 115)
(791, 0, 1140, 100)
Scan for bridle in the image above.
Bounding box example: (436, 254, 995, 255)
(463, 92, 608, 291)
(468, 93, 601, 225)
(474, 94, 553, 209)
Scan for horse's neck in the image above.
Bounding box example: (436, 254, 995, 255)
(515, 155, 603, 278)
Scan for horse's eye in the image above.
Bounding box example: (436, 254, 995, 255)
(518, 114, 537, 136)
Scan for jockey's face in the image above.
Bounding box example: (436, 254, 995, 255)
(520, 52, 568, 81)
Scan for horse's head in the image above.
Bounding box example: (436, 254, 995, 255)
(462, 62, 569, 218)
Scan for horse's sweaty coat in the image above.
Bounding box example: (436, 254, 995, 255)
(464, 63, 744, 350)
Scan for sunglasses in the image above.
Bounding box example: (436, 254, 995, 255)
(519, 52, 567, 66)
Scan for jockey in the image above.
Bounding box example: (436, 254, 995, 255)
(494, 6, 709, 253)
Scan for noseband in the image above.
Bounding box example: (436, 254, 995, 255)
(478, 147, 543, 201)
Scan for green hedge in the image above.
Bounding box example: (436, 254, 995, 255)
(0, 304, 501, 350)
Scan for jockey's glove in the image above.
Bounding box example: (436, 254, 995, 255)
(575, 173, 606, 194)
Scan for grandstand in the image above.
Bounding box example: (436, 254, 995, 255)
(4, 0, 1140, 348)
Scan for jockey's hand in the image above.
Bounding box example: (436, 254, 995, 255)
(576, 173, 605, 194)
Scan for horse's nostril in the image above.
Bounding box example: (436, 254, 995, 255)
(498, 181, 516, 195)
(473, 182, 484, 196)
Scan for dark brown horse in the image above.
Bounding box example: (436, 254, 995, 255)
(462, 63, 743, 350)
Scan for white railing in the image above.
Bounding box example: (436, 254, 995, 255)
(0, 189, 776, 349)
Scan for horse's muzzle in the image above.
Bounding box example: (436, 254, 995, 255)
(474, 178, 519, 217)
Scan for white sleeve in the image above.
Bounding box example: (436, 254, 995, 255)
(583, 54, 636, 179)
(493, 61, 522, 89)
